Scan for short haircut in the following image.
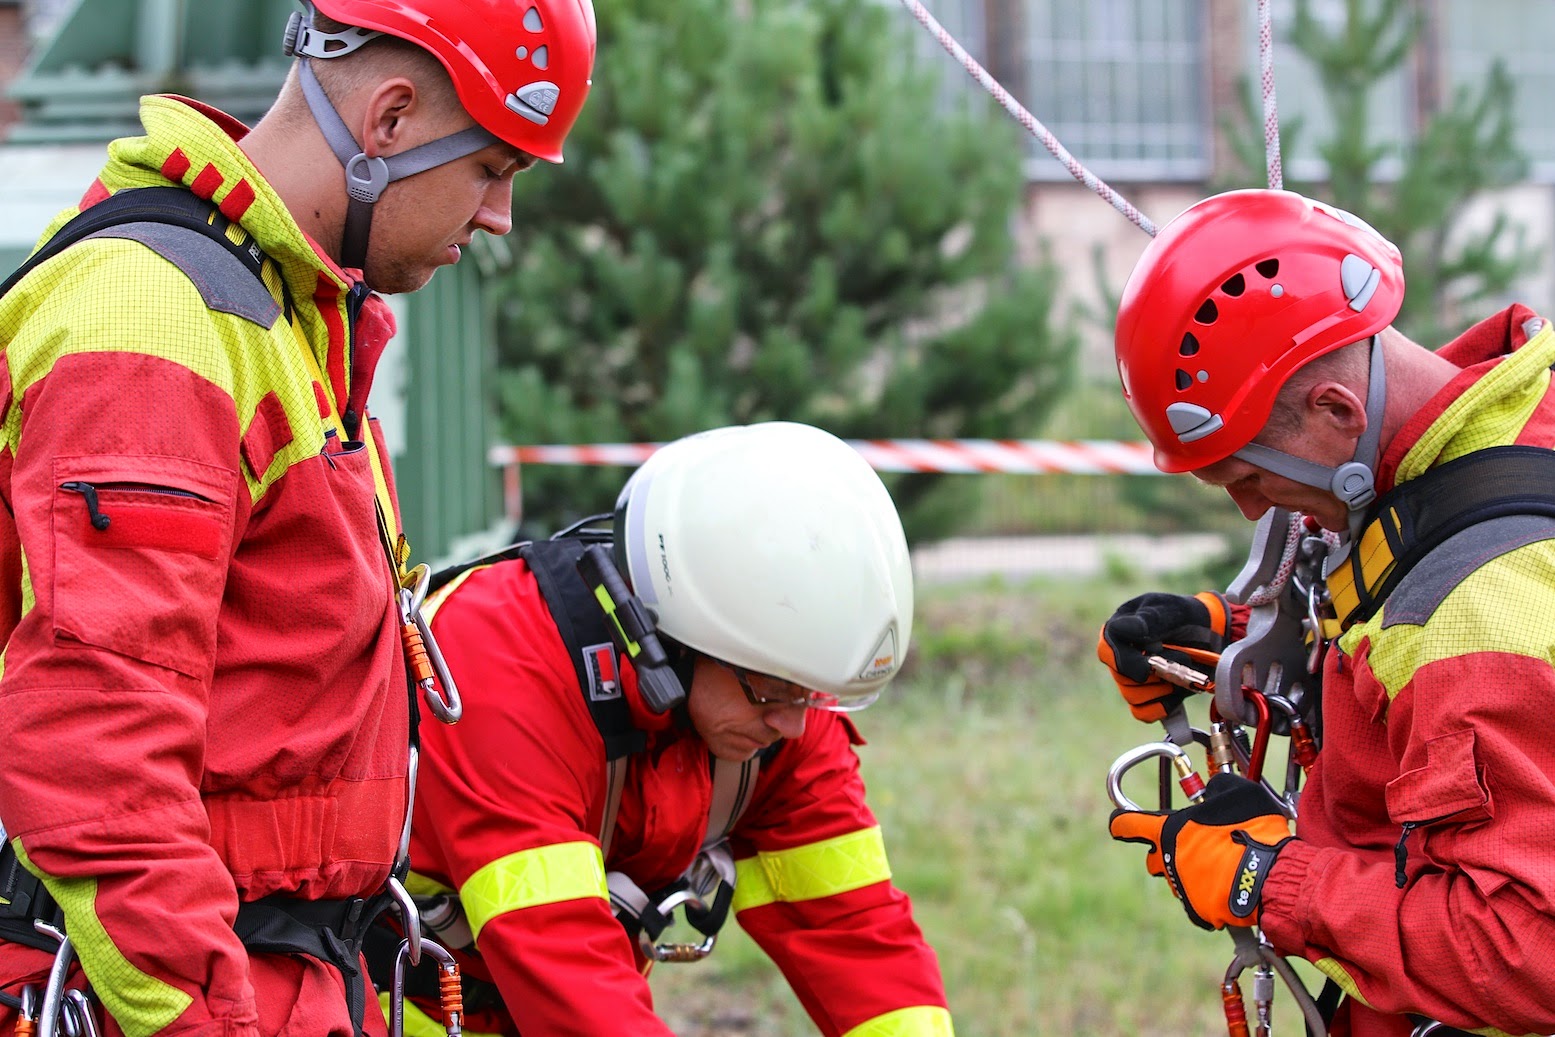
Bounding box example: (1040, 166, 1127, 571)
(308, 12, 462, 117)
(1261, 337, 1373, 440)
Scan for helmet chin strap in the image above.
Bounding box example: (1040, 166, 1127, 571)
(1232, 334, 1388, 544)
(286, 7, 499, 274)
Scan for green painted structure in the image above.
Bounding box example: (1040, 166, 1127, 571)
(1, 0, 509, 564)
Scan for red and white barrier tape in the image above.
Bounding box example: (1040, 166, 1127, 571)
(488, 439, 1162, 475)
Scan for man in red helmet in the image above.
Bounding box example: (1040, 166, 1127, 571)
(1098, 189, 1555, 1037)
(0, 3, 594, 1037)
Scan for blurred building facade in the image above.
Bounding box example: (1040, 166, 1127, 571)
(924, 0, 1555, 377)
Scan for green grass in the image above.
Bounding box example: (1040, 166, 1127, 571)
(651, 570, 1328, 1036)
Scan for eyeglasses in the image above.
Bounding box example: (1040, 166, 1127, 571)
(717, 661, 880, 713)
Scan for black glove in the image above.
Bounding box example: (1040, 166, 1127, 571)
(1097, 591, 1229, 723)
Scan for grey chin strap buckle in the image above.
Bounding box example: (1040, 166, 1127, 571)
(1328, 460, 1376, 510)
(345, 153, 390, 204)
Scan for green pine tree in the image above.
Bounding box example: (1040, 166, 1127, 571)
(487, 0, 1077, 541)
(1221, 0, 1533, 346)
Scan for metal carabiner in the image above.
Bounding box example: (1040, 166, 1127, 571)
(388, 937, 462, 1037)
(387, 874, 424, 968)
(60, 991, 98, 1037)
(16, 986, 39, 1037)
(399, 564, 463, 724)
(637, 889, 717, 964)
(1225, 928, 1327, 1037)
(35, 929, 75, 1037)
(1107, 741, 1207, 812)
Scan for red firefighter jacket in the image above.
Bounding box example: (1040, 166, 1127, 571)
(402, 554, 954, 1037)
(1258, 305, 1555, 1037)
(0, 95, 409, 1037)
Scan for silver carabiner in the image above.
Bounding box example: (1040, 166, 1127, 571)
(637, 888, 717, 964)
(35, 930, 75, 1037)
(388, 937, 462, 1037)
(59, 990, 98, 1037)
(399, 564, 463, 724)
(387, 874, 424, 968)
(1106, 741, 1206, 812)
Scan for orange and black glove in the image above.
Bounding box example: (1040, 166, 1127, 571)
(1109, 772, 1293, 931)
(1096, 591, 1230, 723)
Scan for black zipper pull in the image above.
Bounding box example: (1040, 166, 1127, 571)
(61, 481, 111, 531)
(1394, 822, 1419, 889)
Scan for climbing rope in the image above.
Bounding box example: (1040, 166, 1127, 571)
(1258, 0, 1285, 191)
(893, 0, 1158, 236)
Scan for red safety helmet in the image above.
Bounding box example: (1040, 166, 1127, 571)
(306, 0, 596, 162)
(1113, 189, 1405, 473)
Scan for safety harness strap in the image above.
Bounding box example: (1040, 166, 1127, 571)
(519, 538, 648, 767)
(233, 893, 391, 1037)
(0, 841, 63, 953)
(0, 187, 267, 299)
(1326, 445, 1555, 627)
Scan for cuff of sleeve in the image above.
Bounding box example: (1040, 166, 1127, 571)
(1256, 837, 1322, 951)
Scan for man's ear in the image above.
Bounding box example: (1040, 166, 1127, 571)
(1307, 380, 1368, 438)
(359, 77, 418, 158)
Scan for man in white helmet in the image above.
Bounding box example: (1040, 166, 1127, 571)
(369, 422, 954, 1037)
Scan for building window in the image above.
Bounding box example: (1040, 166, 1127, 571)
(1021, 0, 1208, 181)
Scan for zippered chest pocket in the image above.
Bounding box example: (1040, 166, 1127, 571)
(50, 456, 237, 681)
(1384, 727, 1494, 888)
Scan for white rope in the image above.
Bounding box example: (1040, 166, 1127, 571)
(894, 0, 1157, 237)
(1258, 0, 1284, 191)
(1241, 511, 1305, 607)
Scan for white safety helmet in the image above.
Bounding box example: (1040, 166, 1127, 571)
(613, 422, 913, 710)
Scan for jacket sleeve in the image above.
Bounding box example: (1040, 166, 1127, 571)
(412, 566, 675, 1037)
(729, 714, 954, 1037)
(0, 248, 259, 1037)
(1260, 620, 1555, 1035)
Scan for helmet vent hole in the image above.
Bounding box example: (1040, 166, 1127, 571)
(524, 6, 545, 32)
(1220, 274, 1245, 297)
(1256, 259, 1280, 278)
(1179, 332, 1200, 357)
(1194, 299, 1218, 324)
(1175, 369, 1193, 390)
(532, 45, 550, 69)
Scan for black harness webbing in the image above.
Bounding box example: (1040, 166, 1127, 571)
(0, 186, 272, 301)
(1329, 445, 1555, 627)
(233, 893, 392, 1037)
(0, 843, 62, 953)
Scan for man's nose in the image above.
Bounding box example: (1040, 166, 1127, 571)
(475, 181, 514, 237)
(763, 704, 808, 741)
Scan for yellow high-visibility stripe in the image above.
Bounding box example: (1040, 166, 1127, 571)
(13, 841, 191, 1037)
(841, 1006, 955, 1037)
(403, 870, 455, 898)
(461, 841, 608, 940)
(731, 827, 891, 913)
(378, 992, 502, 1037)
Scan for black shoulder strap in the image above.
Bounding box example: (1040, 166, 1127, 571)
(1337, 445, 1555, 625)
(519, 538, 649, 763)
(0, 186, 268, 299)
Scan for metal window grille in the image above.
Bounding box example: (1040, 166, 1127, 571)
(1022, 0, 1209, 181)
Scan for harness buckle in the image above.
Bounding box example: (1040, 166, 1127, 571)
(636, 888, 717, 964)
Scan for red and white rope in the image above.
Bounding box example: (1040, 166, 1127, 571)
(1258, 0, 1284, 191)
(488, 439, 1162, 475)
(893, 0, 1157, 237)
